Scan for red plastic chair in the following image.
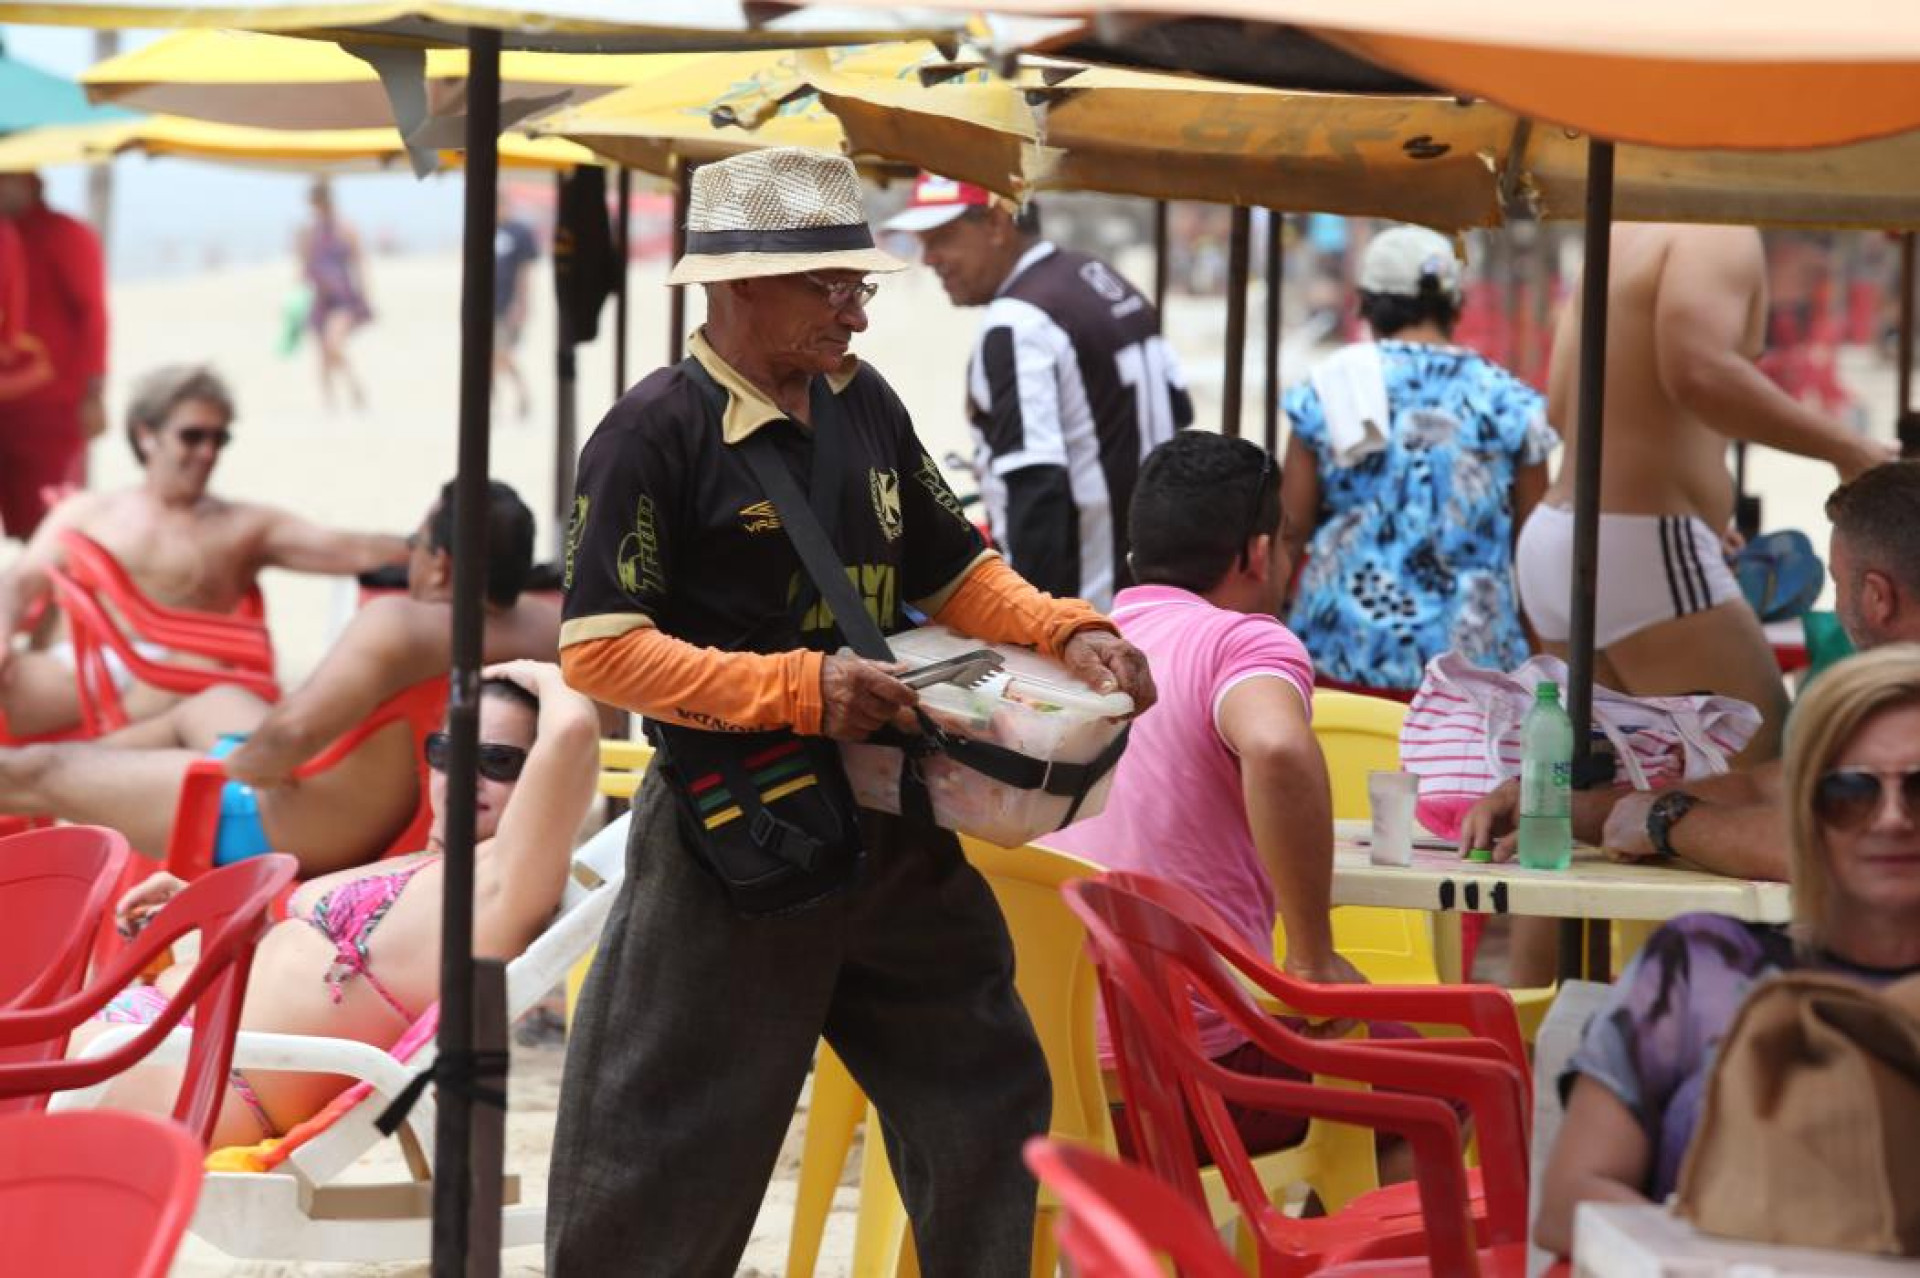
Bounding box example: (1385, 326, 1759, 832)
(1108, 870, 1530, 1114)
(0, 1108, 204, 1278)
(0, 826, 130, 1029)
(1024, 1137, 1242, 1278)
(45, 564, 280, 737)
(58, 529, 274, 674)
(1065, 875, 1532, 1277)
(162, 675, 448, 880)
(0, 854, 296, 1143)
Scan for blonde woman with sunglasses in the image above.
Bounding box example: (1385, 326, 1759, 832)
(64, 661, 598, 1149)
(1535, 645, 1920, 1256)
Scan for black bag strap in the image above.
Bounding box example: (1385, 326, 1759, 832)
(714, 749, 822, 872)
(681, 356, 853, 631)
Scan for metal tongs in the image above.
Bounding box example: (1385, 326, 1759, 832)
(899, 648, 1005, 691)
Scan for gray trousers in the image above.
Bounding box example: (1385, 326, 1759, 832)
(546, 774, 1051, 1277)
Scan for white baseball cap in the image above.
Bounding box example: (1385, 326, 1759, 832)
(1359, 225, 1464, 302)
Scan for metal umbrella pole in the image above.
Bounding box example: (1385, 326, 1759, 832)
(1264, 210, 1283, 453)
(670, 156, 691, 365)
(1223, 205, 1251, 438)
(1900, 232, 1918, 457)
(431, 27, 500, 1277)
(552, 169, 577, 556)
(1562, 138, 1615, 981)
(1152, 199, 1170, 318)
(614, 164, 631, 396)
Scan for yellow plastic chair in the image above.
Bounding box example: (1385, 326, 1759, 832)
(564, 739, 653, 1027)
(787, 837, 1380, 1278)
(1305, 690, 1558, 1036)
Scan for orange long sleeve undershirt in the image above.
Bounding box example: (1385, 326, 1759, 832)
(559, 553, 1115, 736)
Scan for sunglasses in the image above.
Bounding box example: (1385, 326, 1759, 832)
(800, 272, 879, 308)
(1237, 447, 1277, 570)
(1813, 767, 1920, 830)
(176, 426, 232, 451)
(423, 731, 528, 784)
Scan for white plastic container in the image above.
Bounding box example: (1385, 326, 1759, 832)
(840, 624, 1134, 847)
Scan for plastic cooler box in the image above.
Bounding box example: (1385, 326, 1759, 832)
(840, 624, 1133, 847)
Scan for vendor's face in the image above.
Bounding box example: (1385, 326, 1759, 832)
(917, 210, 1008, 307)
(1817, 700, 1920, 924)
(427, 692, 536, 847)
(141, 397, 232, 495)
(749, 270, 870, 375)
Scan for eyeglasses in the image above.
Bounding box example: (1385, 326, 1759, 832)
(176, 427, 232, 451)
(1813, 767, 1920, 830)
(1237, 447, 1277, 570)
(423, 731, 529, 784)
(800, 272, 878, 308)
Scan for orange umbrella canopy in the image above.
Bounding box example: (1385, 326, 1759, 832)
(799, 0, 1920, 150)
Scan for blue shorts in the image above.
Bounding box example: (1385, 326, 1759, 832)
(209, 733, 273, 866)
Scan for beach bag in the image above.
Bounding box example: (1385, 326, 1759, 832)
(1399, 652, 1762, 838)
(1674, 971, 1920, 1255)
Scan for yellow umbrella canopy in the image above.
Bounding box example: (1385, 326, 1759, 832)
(0, 112, 601, 171)
(0, 1, 978, 53)
(530, 46, 862, 176)
(81, 29, 706, 130)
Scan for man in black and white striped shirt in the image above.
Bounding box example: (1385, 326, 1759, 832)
(887, 175, 1191, 610)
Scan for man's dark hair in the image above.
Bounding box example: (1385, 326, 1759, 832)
(1129, 431, 1281, 593)
(430, 479, 537, 606)
(125, 364, 234, 464)
(1358, 276, 1462, 339)
(1826, 460, 1920, 598)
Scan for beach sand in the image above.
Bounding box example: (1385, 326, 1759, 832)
(4, 244, 1886, 1276)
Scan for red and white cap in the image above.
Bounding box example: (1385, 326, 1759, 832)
(882, 172, 1001, 234)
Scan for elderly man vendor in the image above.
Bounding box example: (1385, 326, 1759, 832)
(545, 148, 1155, 1277)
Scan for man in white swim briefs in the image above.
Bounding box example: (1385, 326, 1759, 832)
(1516, 224, 1893, 764)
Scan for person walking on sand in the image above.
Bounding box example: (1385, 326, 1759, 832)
(297, 178, 373, 414)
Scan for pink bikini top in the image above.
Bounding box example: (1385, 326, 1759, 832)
(294, 854, 441, 1022)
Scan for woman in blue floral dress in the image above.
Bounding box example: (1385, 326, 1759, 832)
(1280, 225, 1558, 693)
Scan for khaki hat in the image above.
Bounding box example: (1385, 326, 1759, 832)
(667, 147, 906, 287)
(1359, 225, 1464, 303)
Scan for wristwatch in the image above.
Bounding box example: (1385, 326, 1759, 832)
(1646, 790, 1700, 856)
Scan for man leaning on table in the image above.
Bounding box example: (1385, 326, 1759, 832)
(1461, 459, 1920, 880)
(544, 147, 1155, 1278)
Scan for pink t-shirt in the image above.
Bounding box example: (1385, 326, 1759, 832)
(1046, 584, 1315, 1060)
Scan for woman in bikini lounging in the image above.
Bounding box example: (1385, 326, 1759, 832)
(68, 660, 598, 1148)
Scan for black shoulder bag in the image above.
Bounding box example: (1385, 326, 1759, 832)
(641, 362, 866, 918)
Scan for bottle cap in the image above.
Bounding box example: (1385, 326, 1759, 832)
(1466, 848, 1493, 863)
(1536, 681, 1560, 702)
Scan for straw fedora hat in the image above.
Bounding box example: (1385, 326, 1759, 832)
(667, 147, 906, 287)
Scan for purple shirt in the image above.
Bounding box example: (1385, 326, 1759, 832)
(1047, 584, 1316, 1058)
(1566, 912, 1920, 1202)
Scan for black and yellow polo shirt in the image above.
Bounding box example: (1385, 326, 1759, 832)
(562, 330, 987, 660)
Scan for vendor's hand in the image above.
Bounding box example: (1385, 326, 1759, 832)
(1061, 628, 1156, 717)
(819, 654, 918, 741)
(1600, 789, 1662, 862)
(115, 871, 186, 937)
(1459, 780, 1521, 862)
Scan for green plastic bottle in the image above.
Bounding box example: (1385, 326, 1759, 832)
(1518, 681, 1573, 870)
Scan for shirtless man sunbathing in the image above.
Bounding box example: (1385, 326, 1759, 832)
(1515, 224, 1893, 766)
(72, 660, 598, 1148)
(0, 363, 408, 738)
(0, 479, 558, 874)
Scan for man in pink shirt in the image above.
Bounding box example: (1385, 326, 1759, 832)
(1049, 429, 1366, 1153)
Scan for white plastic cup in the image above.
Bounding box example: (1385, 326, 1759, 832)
(1366, 771, 1419, 867)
